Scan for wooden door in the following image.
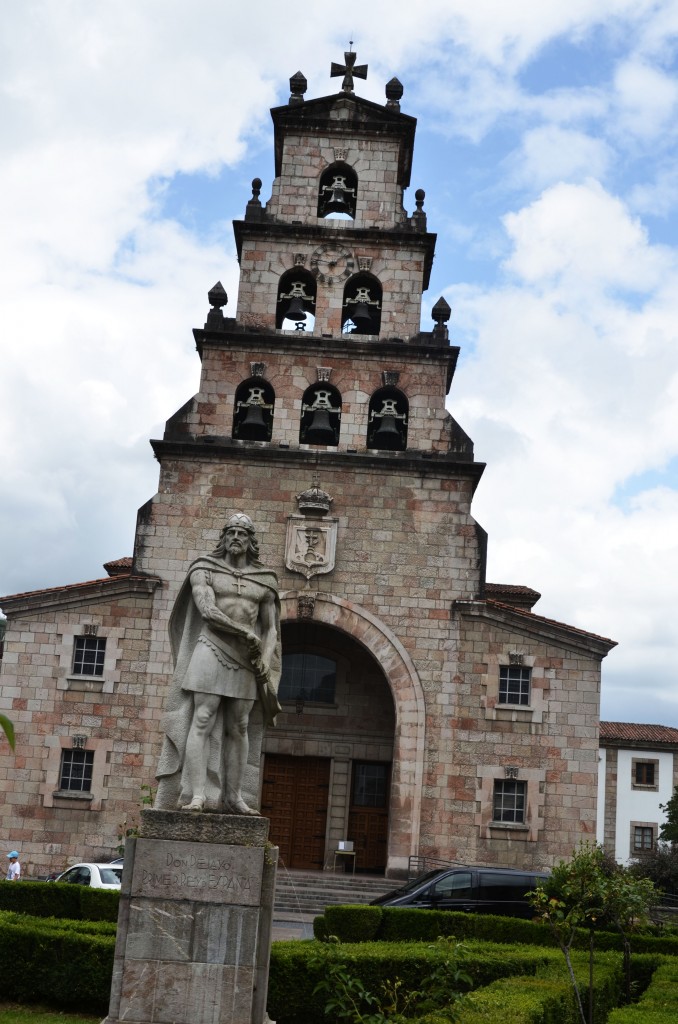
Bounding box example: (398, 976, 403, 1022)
(261, 754, 330, 870)
(347, 762, 390, 873)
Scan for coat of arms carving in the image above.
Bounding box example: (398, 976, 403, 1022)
(285, 516, 337, 580)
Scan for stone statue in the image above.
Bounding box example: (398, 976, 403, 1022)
(155, 514, 281, 815)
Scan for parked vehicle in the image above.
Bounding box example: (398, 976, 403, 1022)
(371, 866, 549, 918)
(108, 857, 124, 866)
(54, 862, 122, 889)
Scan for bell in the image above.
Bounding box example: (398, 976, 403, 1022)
(286, 296, 307, 321)
(304, 409, 337, 445)
(237, 403, 268, 441)
(371, 415, 404, 451)
(351, 302, 372, 326)
(324, 184, 352, 216)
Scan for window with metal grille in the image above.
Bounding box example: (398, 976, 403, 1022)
(498, 665, 531, 705)
(59, 749, 94, 792)
(278, 652, 336, 704)
(72, 636, 106, 676)
(493, 779, 527, 823)
(634, 762, 656, 786)
(633, 826, 654, 852)
(352, 762, 389, 808)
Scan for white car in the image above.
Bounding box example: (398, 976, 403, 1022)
(54, 862, 122, 889)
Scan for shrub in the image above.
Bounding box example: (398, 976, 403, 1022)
(0, 878, 119, 922)
(324, 904, 383, 942)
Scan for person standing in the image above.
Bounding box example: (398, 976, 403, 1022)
(6, 851, 20, 880)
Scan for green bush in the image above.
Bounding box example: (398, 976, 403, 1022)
(314, 904, 678, 956)
(0, 878, 119, 922)
(608, 961, 678, 1024)
(324, 904, 383, 942)
(0, 913, 114, 1014)
(267, 938, 565, 1024)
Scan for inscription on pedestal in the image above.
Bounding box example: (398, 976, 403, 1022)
(131, 839, 264, 905)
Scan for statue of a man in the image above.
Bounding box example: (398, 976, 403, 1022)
(155, 514, 281, 815)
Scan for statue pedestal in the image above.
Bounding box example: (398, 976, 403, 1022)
(103, 809, 277, 1024)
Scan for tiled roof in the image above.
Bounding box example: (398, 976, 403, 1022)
(103, 556, 134, 576)
(485, 598, 616, 647)
(600, 722, 678, 744)
(486, 583, 541, 600)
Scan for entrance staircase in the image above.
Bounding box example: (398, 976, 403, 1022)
(273, 868, 394, 920)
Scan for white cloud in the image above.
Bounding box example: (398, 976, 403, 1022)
(506, 127, 612, 190)
(613, 59, 678, 140)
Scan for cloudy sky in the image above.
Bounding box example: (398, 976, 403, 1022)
(1, 1, 678, 725)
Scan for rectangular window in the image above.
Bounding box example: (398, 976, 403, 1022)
(633, 826, 654, 852)
(72, 636, 106, 676)
(59, 749, 94, 792)
(352, 762, 389, 808)
(498, 666, 531, 705)
(493, 779, 527, 823)
(634, 762, 656, 787)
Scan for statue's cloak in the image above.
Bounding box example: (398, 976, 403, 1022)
(154, 555, 281, 812)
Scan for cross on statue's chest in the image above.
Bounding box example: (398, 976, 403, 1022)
(231, 572, 245, 595)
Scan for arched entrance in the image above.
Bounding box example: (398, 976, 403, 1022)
(262, 594, 426, 876)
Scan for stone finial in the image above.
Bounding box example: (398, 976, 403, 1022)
(245, 177, 265, 222)
(205, 282, 228, 330)
(385, 77, 404, 110)
(431, 296, 451, 342)
(289, 71, 307, 105)
(330, 47, 368, 94)
(411, 188, 427, 231)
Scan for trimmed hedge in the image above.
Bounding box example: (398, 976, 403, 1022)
(314, 904, 678, 956)
(0, 878, 119, 921)
(268, 938, 571, 1024)
(608, 961, 678, 1024)
(0, 912, 115, 1014)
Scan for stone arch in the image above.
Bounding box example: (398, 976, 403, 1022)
(280, 590, 425, 874)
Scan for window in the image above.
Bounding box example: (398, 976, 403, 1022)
(633, 826, 655, 853)
(633, 760, 657, 788)
(431, 871, 473, 900)
(59, 749, 94, 792)
(317, 162, 357, 219)
(72, 636, 106, 676)
(342, 273, 382, 335)
(493, 779, 526, 824)
(352, 763, 389, 808)
(276, 268, 316, 332)
(278, 652, 336, 704)
(499, 665, 531, 705)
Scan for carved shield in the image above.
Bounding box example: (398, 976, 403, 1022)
(285, 517, 337, 580)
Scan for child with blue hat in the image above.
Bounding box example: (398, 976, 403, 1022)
(6, 851, 20, 880)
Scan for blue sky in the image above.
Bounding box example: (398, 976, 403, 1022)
(2, 1, 678, 725)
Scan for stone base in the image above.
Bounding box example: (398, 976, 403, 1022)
(103, 810, 277, 1024)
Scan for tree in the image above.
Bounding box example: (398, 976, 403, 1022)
(528, 842, 658, 1024)
(631, 839, 678, 893)
(659, 785, 678, 843)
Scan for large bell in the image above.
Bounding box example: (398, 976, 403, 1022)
(285, 296, 307, 321)
(304, 409, 337, 445)
(237, 403, 269, 441)
(371, 415, 404, 451)
(323, 183, 353, 216)
(351, 302, 373, 326)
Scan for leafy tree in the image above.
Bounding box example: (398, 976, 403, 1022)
(631, 839, 678, 892)
(659, 785, 678, 843)
(528, 842, 657, 1024)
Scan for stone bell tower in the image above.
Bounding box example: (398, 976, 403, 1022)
(133, 52, 611, 877)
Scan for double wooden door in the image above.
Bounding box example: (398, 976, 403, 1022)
(261, 754, 330, 870)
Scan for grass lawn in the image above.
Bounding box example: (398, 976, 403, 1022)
(0, 1005, 99, 1024)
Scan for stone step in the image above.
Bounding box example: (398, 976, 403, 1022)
(273, 869, 394, 918)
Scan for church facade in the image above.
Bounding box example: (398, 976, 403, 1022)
(0, 58, 616, 879)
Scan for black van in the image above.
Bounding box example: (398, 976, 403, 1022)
(371, 866, 549, 919)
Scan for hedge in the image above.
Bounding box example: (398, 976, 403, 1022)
(0, 878, 120, 922)
(0, 912, 115, 1014)
(268, 938, 573, 1024)
(607, 961, 678, 1024)
(315, 904, 678, 956)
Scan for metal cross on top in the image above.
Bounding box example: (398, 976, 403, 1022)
(331, 45, 368, 94)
